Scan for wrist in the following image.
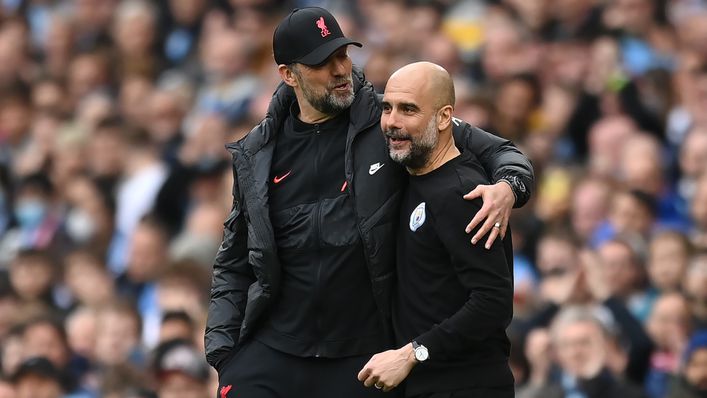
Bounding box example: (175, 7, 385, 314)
(497, 175, 527, 205)
(496, 178, 517, 204)
(401, 343, 417, 366)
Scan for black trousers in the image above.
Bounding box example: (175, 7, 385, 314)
(217, 340, 396, 398)
(407, 386, 514, 398)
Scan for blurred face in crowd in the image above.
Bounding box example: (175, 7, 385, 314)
(10, 256, 53, 301)
(692, 177, 707, 230)
(495, 77, 537, 128)
(32, 80, 65, 115)
(147, 90, 185, 144)
(680, 126, 707, 180)
(588, 116, 637, 177)
(65, 308, 97, 359)
(536, 235, 579, 302)
(647, 293, 691, 352)
(68, 53, 108, 102)
(51, 139, 87, 189)
(88, 124, 127, 178)
(482, 19, 528, 82)
(64, 253, 115, 307)
(537, 235, 577, 277)
(554, 319, 607, 379)
(505, 0, 549, 31)
(169, 0, 207, 25)
(15, 374, 63, 398)
(23, 322, 70, 368)
(611, 0, 655, 34)
(571, 178, 611, 242)
(620, 134, 663, 196)
(648, 232, 689, 292)
(112, 1, 156, 56)
(73, 0, 116, 33)
(158, 279, 205, 320)
(597, 240, 641, 298)
(420, 34, 462, 76)
(202, 30, 250, 83)
(95, 309, 140, 366)
(685, 257, 707, 319)
(283, 47, 355, 119)
(119, 74, 154, 127)
(64, 177, 114, 245)
(2, 333, 23, 376)
(687, 348, 707, 391)
(608, 191, 654, 236)
(0, 97, 31, 145)
(678, 13, 707, 59)
(127, 223, 168, 283)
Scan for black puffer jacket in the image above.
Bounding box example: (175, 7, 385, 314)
(204, 67, 534, 370)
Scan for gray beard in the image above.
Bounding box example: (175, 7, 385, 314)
(302, 84, 354, 116)
(387, 116, 439, 170)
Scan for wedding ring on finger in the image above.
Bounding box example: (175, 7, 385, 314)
(493, 222, 501, 229)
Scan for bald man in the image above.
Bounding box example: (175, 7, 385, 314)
(358, 63, 515, 398)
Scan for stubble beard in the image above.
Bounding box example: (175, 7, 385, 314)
(299, 75, 355, 116)
(386, 116, 439, 170)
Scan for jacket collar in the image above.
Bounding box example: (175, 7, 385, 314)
(226, 65, 379, 156)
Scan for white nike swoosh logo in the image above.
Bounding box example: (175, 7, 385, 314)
(369, 163, 385, 175)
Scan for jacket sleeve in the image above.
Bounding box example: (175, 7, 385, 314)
(454, 123, 534, 208)
(204, 169, 255, 371)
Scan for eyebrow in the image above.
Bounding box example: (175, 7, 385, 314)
(381, 100, 420, 111)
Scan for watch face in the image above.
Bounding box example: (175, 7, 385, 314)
(415, 346, 429, 362)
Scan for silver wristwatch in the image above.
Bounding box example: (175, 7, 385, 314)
(412, 341, 429, 362)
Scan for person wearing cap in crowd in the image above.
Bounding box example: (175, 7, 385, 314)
(356, 62, 515, 397)
(12, 357, 66, 398)
(153, 339, 210, 398)
(205, 6, 534, 398)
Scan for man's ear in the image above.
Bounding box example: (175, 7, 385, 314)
(437, 105, 454, 131)
(278, 64, 298, 88)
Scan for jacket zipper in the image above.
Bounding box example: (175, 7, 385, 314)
(313, 123, 324, 357)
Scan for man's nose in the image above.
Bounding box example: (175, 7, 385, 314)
(332, 58, 347, 76)
(383, 108, 403, 130)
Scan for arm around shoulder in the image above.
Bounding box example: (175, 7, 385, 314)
(455, 122, 534, 208)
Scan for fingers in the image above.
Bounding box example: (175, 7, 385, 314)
(462, 185, 484, 200)
(499, 207, 511, 239)
(357, 365, 371, 382)
(465, 209, 487, 237)
(484, 221, 501, 249)
(471, 207, 499, 247)
(363, 375, 379, 388)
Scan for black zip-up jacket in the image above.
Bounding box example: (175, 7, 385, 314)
(204, 67, 534, 370)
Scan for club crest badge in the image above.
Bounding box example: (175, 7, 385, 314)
(409, 202, 426, 232)
(316, 17, 331, 37)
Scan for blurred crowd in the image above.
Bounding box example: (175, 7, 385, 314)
(1, 0, 707, 397)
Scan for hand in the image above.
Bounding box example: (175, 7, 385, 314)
(579, 249, 611, 302)
(357, 344, 417, 392)
(524, 328, 551, 386)
(463, 181, 514, 249)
